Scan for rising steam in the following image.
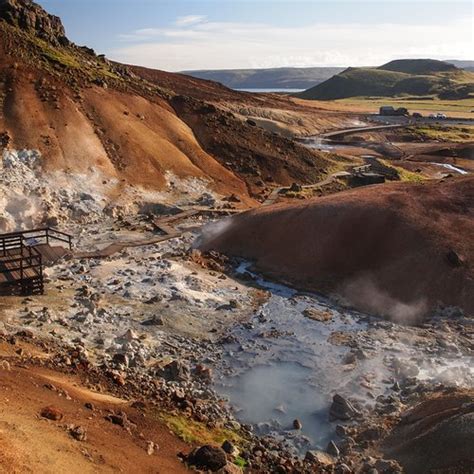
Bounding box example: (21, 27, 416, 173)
(340, 275, 428, 324)
(193, 216, 235, 249)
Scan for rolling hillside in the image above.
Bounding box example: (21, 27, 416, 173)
(447, 60, 474, 72)
(297, 59, 474, 100)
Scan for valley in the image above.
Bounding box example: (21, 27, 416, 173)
(0, 1, 473, 473)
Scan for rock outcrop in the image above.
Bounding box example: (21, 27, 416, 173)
(0, 0, 69, 45)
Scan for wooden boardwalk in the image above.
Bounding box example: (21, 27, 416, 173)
(75, 234, 181, 259)
(34, 244, 71, 264)
(76, 207, 242, 260)
(0, 208, 245, 292)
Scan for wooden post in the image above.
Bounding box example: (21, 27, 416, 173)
(20, 254, 24, 282)
(39, 254, 44, 294)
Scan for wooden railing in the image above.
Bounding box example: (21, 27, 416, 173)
(0, 227, 73, 250)
(0, 234, 23, 257)
(0, 226, 71, 296)
(0, 236, 44, 295)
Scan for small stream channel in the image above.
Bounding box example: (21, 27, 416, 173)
(302, 135, 469, 175)
(299, 136, 356, 153)
(214, 263, 365, 450)
(430, 162, 468, 175)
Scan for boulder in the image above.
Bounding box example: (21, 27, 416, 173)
(303, 307, 333, 322)
(188, 445, 227, 472)
(326, 440, 340, 457)
(157, 360, 190, 382)
(221, 440, 238, 456)
(293, 419, 303, 430)
(289, 182, 303, 192)
(69, 425, 87, 441)
(218, 463, 242, 473)
(305, 450, 335, 466)
(40, 406, 63, 421)
(329, 394, 360, 421)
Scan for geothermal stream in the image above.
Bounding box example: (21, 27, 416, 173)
(299, 137, 356, 153)
(430, 162, 468, 175)
(213, 262, 474, 453)
(303, 136, 469, 175)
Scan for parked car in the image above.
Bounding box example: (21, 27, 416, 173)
(435, 113, 447, 119)
(412, 112, 423, 118)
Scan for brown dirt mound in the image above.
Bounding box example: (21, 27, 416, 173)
(381, 391, 474, 473)
(200, 177, 474, 319)
(171, 95, 332, 196)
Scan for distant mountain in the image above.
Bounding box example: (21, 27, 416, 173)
(181, 67, 345, 90)
(446, 60, 474, 72)
(297, 59, 474, 100)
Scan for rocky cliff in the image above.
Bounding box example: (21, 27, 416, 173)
(0, 0, 69, 45)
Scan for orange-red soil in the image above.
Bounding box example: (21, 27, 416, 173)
(200, 177, 474, 318)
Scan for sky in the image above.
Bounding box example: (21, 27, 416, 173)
(40, 0, 473, 71)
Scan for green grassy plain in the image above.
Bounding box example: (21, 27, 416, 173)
(296, 94, 474, 118)
(409, 124, 474, 142)
(337, 96, 474, 116)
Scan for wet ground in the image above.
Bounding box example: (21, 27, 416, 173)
(212, 263, 474, 453)
(1, 214, 473, 461)
(300, 132, 471, 176)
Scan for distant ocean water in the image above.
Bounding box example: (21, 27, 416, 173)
(235, 88, 305, 93)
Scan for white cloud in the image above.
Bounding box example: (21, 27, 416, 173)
(174, 15, 207, 27)
(111, 17, 473, 71)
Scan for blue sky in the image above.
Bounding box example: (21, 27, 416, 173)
(40, 1, 473, 71)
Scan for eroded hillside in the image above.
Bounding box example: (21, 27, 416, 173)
(0, 0, 352, 212)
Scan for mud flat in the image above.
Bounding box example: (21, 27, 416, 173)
(213, 263, 473, 456)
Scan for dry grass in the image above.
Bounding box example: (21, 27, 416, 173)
(293, 97, 474, 118)
(410, 124, 474, 142)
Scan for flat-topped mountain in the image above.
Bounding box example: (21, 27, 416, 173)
(378, 58, 457, 74)
(297, 59, 474, 100)
(182, 67, 345, 90)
